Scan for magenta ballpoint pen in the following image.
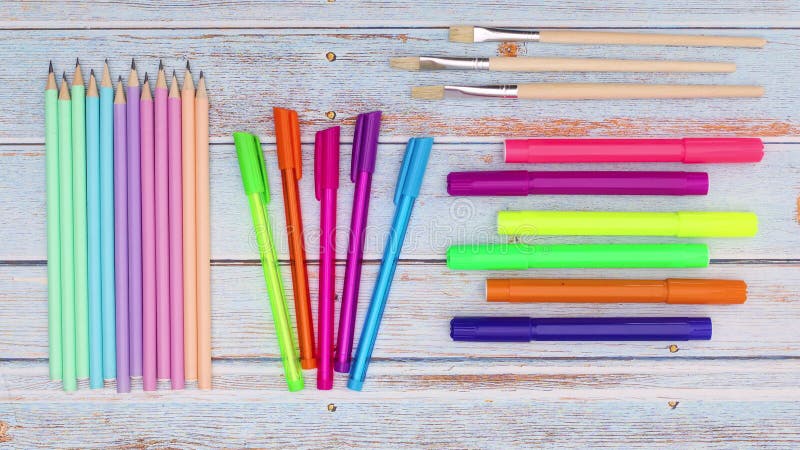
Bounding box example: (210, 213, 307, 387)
(315, 126, 340, 390)
(334, 111, 382, 374)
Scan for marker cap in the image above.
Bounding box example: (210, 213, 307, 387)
(351, 111, 382, 180)
(273, 107, 302, 178)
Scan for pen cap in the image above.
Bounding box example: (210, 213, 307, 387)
(273, 107, 302, 178)
(351, 111, 382, 181)
(394, 137, 434, 204)
(675, 212, 758, 237)
(682, 138, 764, 163)
(447, 171, 530, 196)
(451, 317, 532, 342)
(314, 126, 340, 201)
(233, 132, 270, 203)
(666, 279, 747, 304)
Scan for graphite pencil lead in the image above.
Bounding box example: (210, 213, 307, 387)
(75, 57, 80, 66)
(186, 60, 190, 70)
(131, 58, 136, 69)
(159, 60, 163, 70)
(49, 61, 53, 73)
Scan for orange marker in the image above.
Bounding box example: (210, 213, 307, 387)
(486, 278, 747, 304)
(273, 107, 316, 370)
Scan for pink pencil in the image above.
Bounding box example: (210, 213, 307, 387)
(140, 74, 157, 391)
(168, 71, 185, 389)
(155, 64, 170, 381)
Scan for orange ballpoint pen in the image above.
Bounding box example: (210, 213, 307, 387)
(274, 107, 316, 370)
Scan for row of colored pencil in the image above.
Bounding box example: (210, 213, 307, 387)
(45, 59, 210, 392)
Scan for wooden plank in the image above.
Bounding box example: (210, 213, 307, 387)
(1, 143, 797, 261)
(1, 29, 796, 142)
(0, 393, 798, 447)
(1, 1, 798, 28)
(2, 264, 799, 359)
(5, 359, 800, 399)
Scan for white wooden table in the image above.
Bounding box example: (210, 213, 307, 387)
(1, 1, 799, 447)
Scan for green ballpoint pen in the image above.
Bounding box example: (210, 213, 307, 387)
(233, 132, 304, 392)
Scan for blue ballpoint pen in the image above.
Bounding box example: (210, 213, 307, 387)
(348, 137, 433, 391)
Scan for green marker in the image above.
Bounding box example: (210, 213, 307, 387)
(498, 211, 758, 237)
(447, 243, 709, 270)
(233, 132, 304, 392)
(72, 61, 90, 380)
(58, 75, 77, 391)
(46, 64, 62, 380)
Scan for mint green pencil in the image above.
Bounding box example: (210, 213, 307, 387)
(59, 75, 77, 391)
(46, 63, 62, 381)
(72, 60, 89, 380)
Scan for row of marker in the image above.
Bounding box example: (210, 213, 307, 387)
(443, 137, 764, 342)
(45, 59, 210, 392)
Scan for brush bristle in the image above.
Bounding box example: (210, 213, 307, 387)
(389, 57, 421, 71)
(411, 86, 445, 100)
(448, 26, 475, 43)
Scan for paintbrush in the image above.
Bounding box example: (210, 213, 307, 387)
(411, 83, 764, 100)
(448, 26, 766, 48)
(390, 56, 735, 73)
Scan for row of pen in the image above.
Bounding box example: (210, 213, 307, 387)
(445, 137, 762, 343)
(234, 111, 432, 391)
(45, 59, 210, 392)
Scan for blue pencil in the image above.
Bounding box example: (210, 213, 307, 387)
(86, 70, 103, 388)
(100, 62, 116, 380)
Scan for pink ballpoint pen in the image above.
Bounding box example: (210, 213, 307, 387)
(315, 126, 340, 390)
(333, 111, 382, 374)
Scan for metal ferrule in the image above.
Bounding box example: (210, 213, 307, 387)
(419, 56, 490, 70)
(443, 85, 519, 99)
(473, 26, 540, 43)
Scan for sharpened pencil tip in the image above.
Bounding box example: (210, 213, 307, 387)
(105, 58, 108, 64)
(186, 60, 190, 70)
(118, 75, 122, 82)
(49, 61, 53, 73)
(199, 70, 204, 78)
(173, 69, 176, 77)
(90, 68, 95, 76)
(143, 72, 149, 82)
(75, 57, 80, 66)
(159, 60, 163, 70)
(131, 58, 136, 69)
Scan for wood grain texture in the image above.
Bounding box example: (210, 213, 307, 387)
(1, 143, 798, 261)
(0, 29, 796, 142)
(2, 264, 799, 359)
(1, 1, 798, 28)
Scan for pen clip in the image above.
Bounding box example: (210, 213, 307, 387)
(273, 107, 303, 179)
(393, 137, 434, 204)
(351, 111, 382, 182)
(253, 135, 270, 205)
(314, 126, 340, 201)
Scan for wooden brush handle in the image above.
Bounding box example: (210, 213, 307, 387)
(488, 57, 735, 73)
(538, 30, 766, 48)
(517, 83, 764, 100)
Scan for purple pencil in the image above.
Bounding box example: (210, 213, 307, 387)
(154, 64, 171, 382)
(140, 74, 156, 391)
(334, 111, 382, 374)
(113, 78, 131, 393)
(127, 60, 143, 378)
(168, 71, 185, 389)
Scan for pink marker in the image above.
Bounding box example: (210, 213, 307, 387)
(140, 75, 156, 391)
(504, 137, 764, 164)
(154, 66, 171, 382)
(168, 72, 185, 390)
(314, 126, 340, 390)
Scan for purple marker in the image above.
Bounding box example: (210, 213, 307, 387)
(113, 79, 130, 393)
(127, 60, 143, 377)
(451, 317, 712, 341)
(447, 170, 708, 196)
(315, 126, 340, 389)
(334, 111, 381, 374)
